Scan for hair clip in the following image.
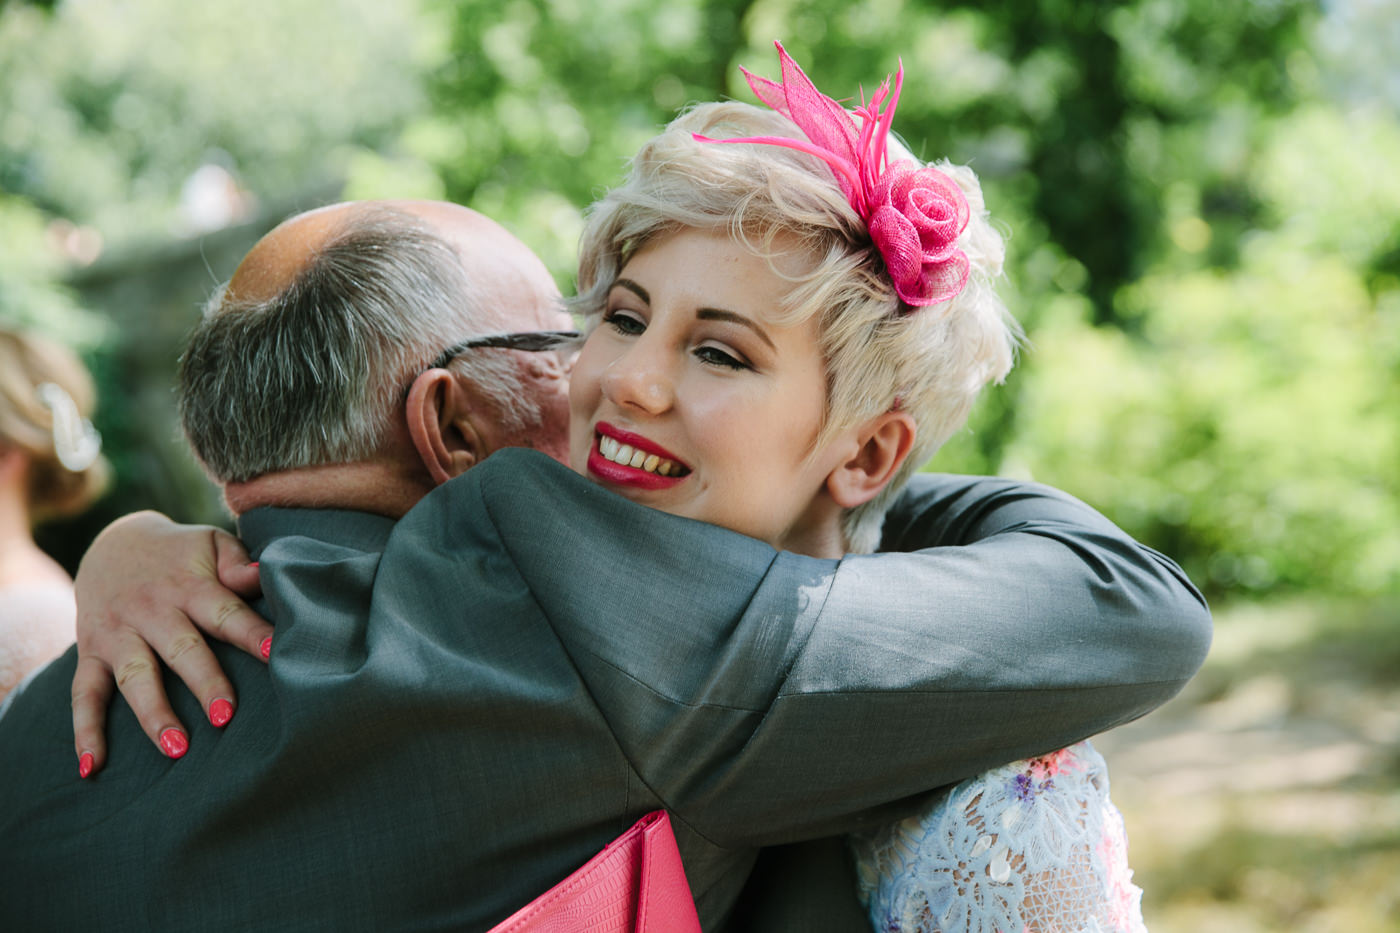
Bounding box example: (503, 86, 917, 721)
(36, 382, 102, 472)
(696, 41, 970, 308)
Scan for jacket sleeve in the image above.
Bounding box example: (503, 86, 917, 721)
(471, 451, 1211, 847)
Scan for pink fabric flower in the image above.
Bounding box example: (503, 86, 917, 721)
(696, 41, 971, 309)
(869, 162, 970, 305)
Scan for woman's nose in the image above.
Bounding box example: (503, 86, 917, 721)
(601, 341, 674, 415)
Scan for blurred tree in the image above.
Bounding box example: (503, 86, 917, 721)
(0, 0, 438, 569)
(0, 0, 430, 245)
(415, 0, 764, 278)
(416, 0, 1318, 317)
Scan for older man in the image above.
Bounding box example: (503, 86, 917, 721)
(0, 200, 1209, 931)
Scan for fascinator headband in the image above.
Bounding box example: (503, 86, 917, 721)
(697, 42, 970, 308)
(36, 382, 102, 472)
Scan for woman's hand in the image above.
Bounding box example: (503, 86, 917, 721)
(71, 511, 270, 777)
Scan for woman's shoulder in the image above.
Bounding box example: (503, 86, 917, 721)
(0, 580, 76, 699)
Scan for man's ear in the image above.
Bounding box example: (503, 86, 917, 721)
(404, 369, 485, 486)
(824, 411, 916, 509)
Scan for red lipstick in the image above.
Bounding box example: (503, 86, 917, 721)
(588, 422, 690, 490)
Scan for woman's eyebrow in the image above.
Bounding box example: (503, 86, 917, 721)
(697, 308, 777, 351)
(611, 278, 649, 303)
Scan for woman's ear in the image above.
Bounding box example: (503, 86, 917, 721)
(824, 411, 916, 509)
(0, 446, 25, 482)
(404, 369, 484, 486)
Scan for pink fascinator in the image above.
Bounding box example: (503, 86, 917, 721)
(697, 42, 970, 308)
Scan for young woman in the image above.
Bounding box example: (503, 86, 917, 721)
(559, 45, 1146, 932)
(68, 46, 1151, 932)
(0, 328, 107, 703)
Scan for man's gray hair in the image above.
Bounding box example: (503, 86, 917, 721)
(179, 208, 538, 483)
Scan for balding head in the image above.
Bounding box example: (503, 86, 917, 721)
(178, 200, 572, 501)
(226, 200, 561, 329)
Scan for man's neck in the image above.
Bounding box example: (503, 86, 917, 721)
(222, 460, 433, 519)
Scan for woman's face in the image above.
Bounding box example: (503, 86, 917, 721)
(568, 228, 854, 556)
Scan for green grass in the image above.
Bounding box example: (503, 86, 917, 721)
(1095, 597, 1400, 932)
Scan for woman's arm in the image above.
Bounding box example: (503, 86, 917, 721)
(69, 466, 1210, 795)
(70, 511, 270, 775)
(485, 457, 1210, 842)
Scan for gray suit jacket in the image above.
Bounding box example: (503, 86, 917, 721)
(0, 449, 1209, 931)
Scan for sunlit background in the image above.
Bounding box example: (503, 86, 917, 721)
(2, 0, 1397, 928)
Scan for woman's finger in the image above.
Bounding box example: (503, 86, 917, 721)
(207, 531, 272, 662)
(213, 529, 263, 597)
(150, 614, 239, 730)
(107, 626, 191, 760)
(70, 655, 115, 778)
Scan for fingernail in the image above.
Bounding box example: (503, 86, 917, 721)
(209, 697, 234, 728)
(249, 561, 259, 569)
(259, 636, 272, 661)
(78, 752, 94, 779)
(159, 728, 189, 759)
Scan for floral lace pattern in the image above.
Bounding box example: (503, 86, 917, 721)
(850, 741, 1145, 932)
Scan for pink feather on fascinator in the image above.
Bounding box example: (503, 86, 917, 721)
(696, 41, 971, 309)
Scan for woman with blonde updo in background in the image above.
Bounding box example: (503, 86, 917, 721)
(0, 328, 108, 703)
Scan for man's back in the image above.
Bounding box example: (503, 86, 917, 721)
(0, 508, 418, 928)
(0, 461, 769, 929)
(0, 493, 677, 929)
(0, 450, 1211, 930)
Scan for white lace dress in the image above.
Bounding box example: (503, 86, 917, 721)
(850, 741, 1146, 932)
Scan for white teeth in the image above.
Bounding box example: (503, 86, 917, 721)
(596, 433, 683, 476)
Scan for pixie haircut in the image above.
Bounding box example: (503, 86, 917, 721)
(0, 328, 109, 522)
(574, 102, 1018, 552)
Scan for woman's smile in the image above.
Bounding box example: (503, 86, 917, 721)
(587, 422, 690, 489)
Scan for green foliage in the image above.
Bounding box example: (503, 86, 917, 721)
(0, 0, 429, 243)
(992, 97, 1400, 598)
(408, 0, 761, 280)
(0, 194, 103, 342)
(0, 0, 439, 568)
(1006, 255, 1399, 596)
(410, 0, 1318, 312)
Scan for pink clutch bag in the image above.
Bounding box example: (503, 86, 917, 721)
(487, 810, 702, 933)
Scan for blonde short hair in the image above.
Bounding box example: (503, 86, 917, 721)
(574, 102, 1018, 552)
(0, 328, 109, 522)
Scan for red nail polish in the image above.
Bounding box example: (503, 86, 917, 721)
(249, 561, 259, 569)
(209, 698, 234, 728)
(259, 636, 272, 661)
(159, 729, 189, 759)
(78, 752, 94, 779)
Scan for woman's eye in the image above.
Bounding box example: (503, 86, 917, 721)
(694, 345, 750, 371)
(603, 309, 646, 335)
